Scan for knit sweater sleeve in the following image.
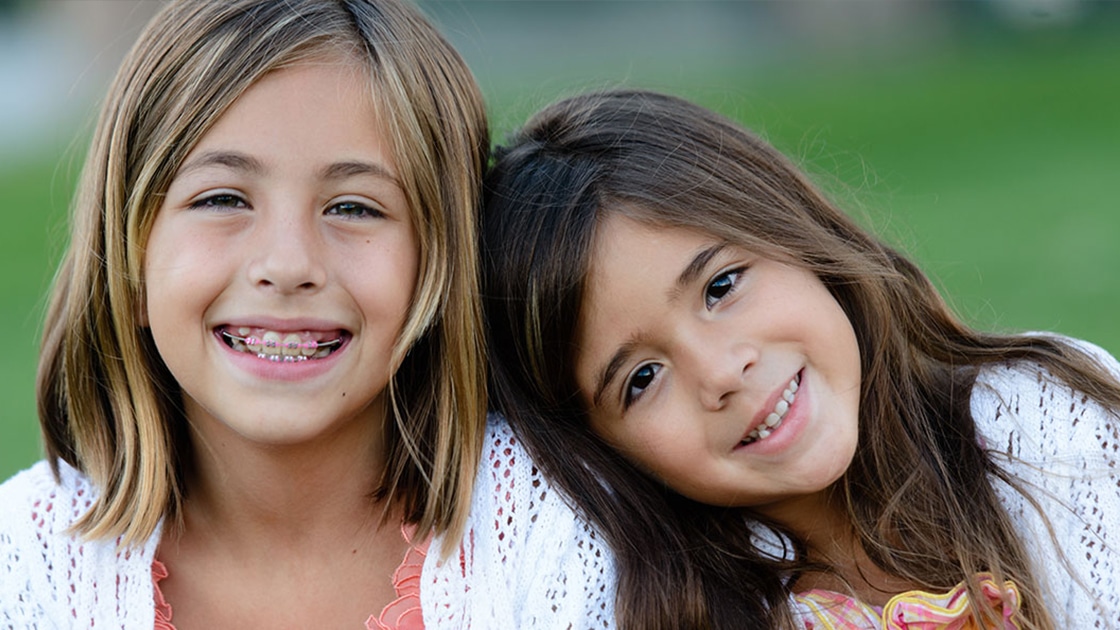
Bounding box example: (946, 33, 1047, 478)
(971, 337, 1120, 628)
(0, 460, 161, 629)
(421, 415, 617, 629)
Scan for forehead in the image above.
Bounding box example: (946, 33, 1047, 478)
(585, 214, 714, 299)
(197, 61, 388, 155)
(576, 215, 716, 375)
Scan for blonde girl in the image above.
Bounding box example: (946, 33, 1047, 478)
(0, 1, 615, 627)
(482, 89, 1120, 629)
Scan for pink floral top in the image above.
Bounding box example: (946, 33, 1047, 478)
(152, 529, 431, 630)
(793, 574, 1022, 629)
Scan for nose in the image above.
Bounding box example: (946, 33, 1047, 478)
(693, 339, 756, 411)
(246, 205, 327, 293)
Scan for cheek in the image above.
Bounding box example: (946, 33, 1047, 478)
(591, 409, 701, 478)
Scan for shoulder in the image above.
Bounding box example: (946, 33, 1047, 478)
(0, 460, 160, 626)
(970, 335, 1120, 625)
(422, 414, 617, 629)
(0, 460, 95, 623)
(971, 334, 1119, 458)
(0, 459, 97, 533)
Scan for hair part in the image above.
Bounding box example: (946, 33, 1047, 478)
(37, 0, 488, 554)
(482, 89, 1120, 628)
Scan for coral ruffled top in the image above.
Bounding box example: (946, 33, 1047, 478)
(793, 574, 1023, 629)
(152, 529, 430, 630)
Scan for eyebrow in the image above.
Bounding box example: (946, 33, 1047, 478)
(319, 160, 401, 187)
(592, 341, 638, 409)
(177, 152, 400, 187)
(177, 150, 265, 177)
(676, 243, 727, 292)
(590, 242, 729, 408)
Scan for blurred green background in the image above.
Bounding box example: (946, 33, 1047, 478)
(2, 1, 1118, 481)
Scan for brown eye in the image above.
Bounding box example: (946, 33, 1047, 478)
(705, 268, 743, 309)
(625, 363, 661, 407)
(326, 200, 384, 219)
(191, 193, 247, 209)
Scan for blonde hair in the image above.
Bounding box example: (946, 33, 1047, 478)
(37, 0, 488, 553)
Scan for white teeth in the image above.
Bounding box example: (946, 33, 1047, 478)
(741, 374, 801, 446)
(221, 328, 343, 361)
(261, 331, 283, 356)
(281, 333, 303, 357)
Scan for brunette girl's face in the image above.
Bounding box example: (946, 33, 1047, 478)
(573, 213, 862, 519)
(144, 59, 419, 447)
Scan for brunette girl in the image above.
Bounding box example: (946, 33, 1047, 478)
(482, 88, 1120, 629)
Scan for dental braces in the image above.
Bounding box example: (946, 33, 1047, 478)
(220, 330, 342, 362)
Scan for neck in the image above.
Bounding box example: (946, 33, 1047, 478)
(174, 404, 391, 550)
(754, 487, 849, 551)
(757, 487, 923, 604)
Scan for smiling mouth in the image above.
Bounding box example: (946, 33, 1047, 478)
(740, 372, 801, 446)
(219, 327, 344, 362)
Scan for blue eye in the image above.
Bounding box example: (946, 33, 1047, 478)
(705, 268, 743, 309)
(190, 193, 247, 210)
(326, 200, 384, 219)
(624, 363, 661, 407)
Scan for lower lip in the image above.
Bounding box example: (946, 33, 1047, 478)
(216, 331, 347, 382)
(734, 370, 810, 455)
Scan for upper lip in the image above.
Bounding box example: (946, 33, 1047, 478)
(738, 368, 801, 444)
(216, 316, 350, 333)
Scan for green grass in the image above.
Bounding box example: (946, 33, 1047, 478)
(0, 156, 76, 480)
(2, 29, 1118, 482)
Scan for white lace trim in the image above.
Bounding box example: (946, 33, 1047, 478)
(422, 416, 616, 628)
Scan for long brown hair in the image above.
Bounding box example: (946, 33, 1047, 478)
(37, 0, 488, 553)
(481, 89, 1120, 628)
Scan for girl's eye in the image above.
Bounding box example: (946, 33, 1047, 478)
(326, 200, 385, 219)
(190, 193, 247, 210)
(705, 268, 744, 309)
(624, 363, 661, 408)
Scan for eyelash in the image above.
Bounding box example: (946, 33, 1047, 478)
(325, 200, 385, 220)
(189, 193, 246, 210)
(705, 267, 745, 309)
(188, 194, 385, 219)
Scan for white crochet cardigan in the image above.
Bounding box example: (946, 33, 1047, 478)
(784, 340, 1120, 628)
(0, 418, 617, 629)
(968, 343, 1120, 628)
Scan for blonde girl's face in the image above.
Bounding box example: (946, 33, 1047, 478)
(144, 60, 419, 448)
(573, 214, 862, 521)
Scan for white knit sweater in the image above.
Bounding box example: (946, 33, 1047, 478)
(967, 342, 1120, 628)
(0, 418, 617, 629)
(784, 339, 1120, 628)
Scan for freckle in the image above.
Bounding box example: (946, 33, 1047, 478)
(366, 239, 370, 244)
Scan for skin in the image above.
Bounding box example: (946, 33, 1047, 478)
(144, 58, 418, 626)
(574, 214, 862, 530)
